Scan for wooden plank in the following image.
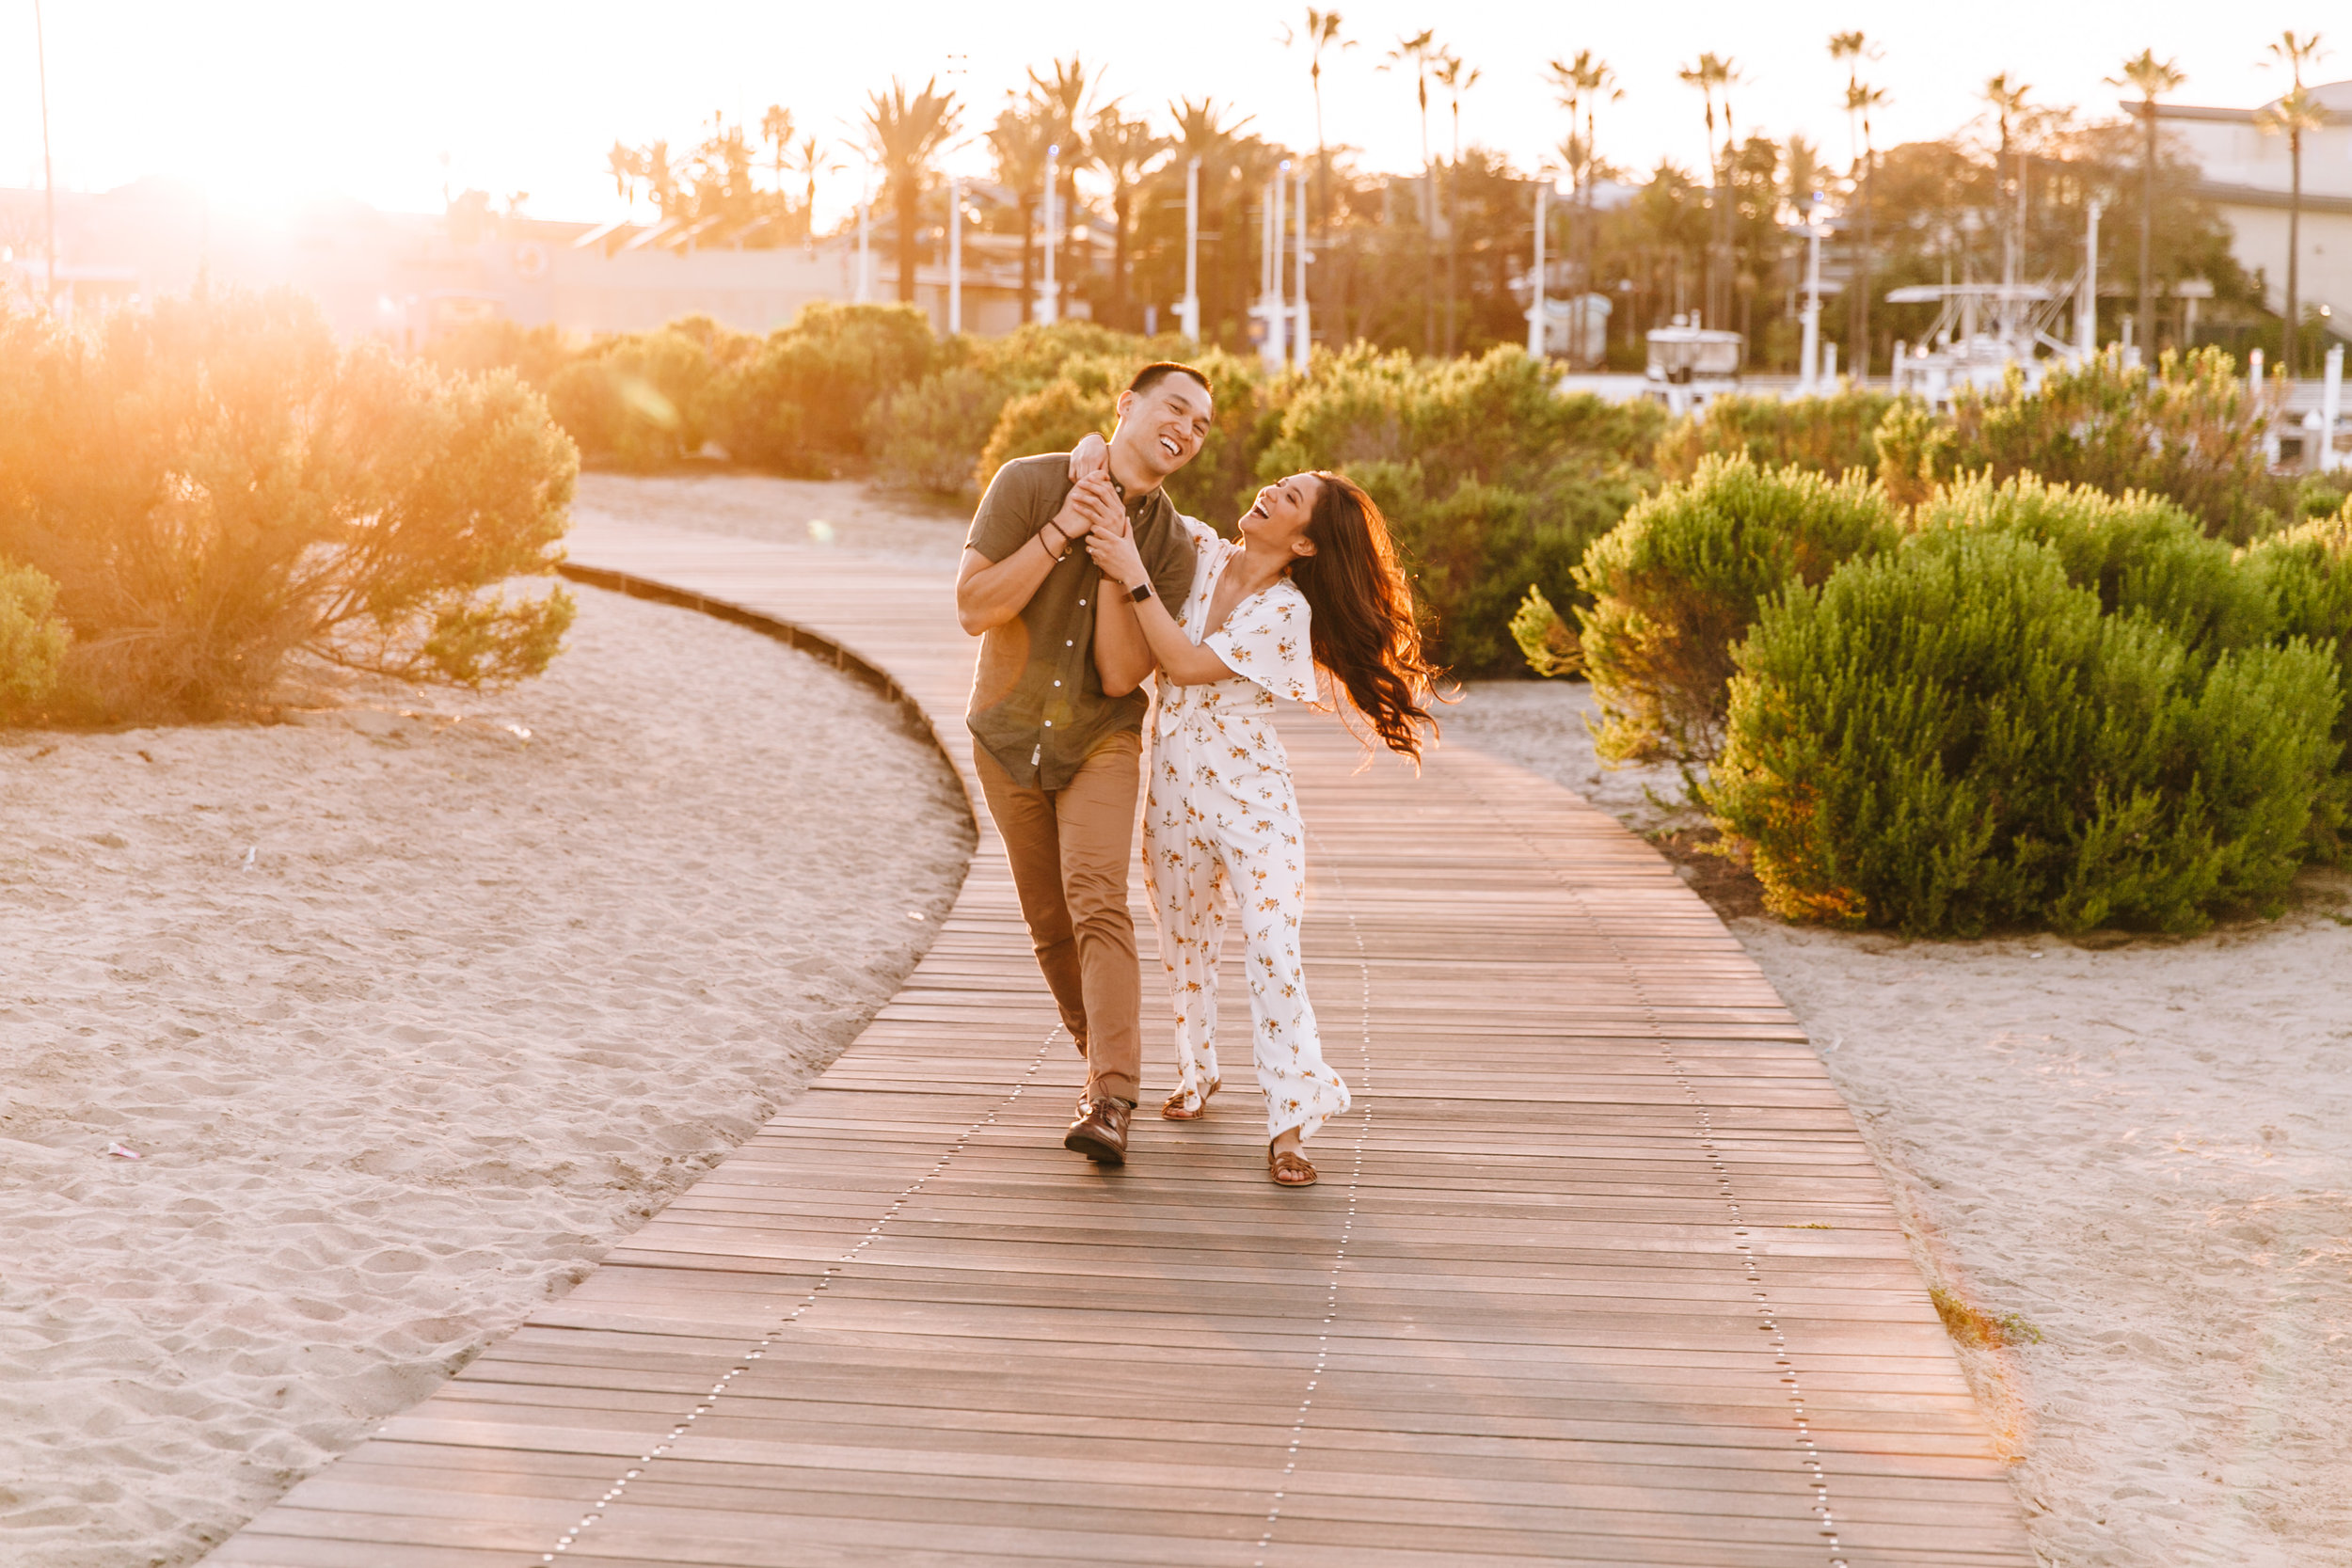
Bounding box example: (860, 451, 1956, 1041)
(203, 521, 2030, 1568)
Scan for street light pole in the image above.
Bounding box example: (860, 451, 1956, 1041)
(1040, 144, 1059, 325)
(1799, 194, 1825, 391)
(947, 174, 961, 335)
(1527, 178, 1548, 360)
(35, 0, 57, 309)
(1179, 156, 1200, 342)
(1292, 165, 1310, 372)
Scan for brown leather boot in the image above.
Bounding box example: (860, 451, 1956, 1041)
(1063, 1096, 1134, 1164)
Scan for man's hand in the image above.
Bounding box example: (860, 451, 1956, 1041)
(1053, 474, 1121, 543)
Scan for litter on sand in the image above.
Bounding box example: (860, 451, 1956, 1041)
(105, 1143, 143, 1160)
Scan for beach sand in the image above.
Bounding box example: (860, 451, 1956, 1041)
(0, 583, 972, 1568)
(1448, 679, 2352, 1568)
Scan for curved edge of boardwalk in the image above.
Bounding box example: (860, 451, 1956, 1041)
(207, 518, 2033, 1568)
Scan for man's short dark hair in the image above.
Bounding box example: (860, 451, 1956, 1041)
(1128, 360, 1213, 400)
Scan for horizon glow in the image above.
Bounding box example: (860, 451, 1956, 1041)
(1, 1, 2336, 231)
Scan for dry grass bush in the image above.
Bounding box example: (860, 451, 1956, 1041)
(1653, 388, 1897, 483)
(0, 290, 577, 722)
(1708, 529, 2340, 935)
(1876, 347, 2290, 542)
(1565, 454, 1901, 765)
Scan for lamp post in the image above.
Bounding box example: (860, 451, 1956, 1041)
(35, 0, 56, 309)
(1799, 193, 1826, 391)
(1040, 144, 1059, 325)
(1179, 156, 1200, 342)
(2077, 198, 2102, 358)
(946, 174, 961, 335)
(1293, 166, 1311, 372)
(1527, 178, 1549, 360)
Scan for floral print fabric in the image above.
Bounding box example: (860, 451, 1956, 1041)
(1143, 517, 1352, 1144)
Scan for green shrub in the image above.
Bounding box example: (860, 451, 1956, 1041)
(1654, 388, 1898, 483)
(1915, 473, 2280, 655)
(1570, 454, 1901, 764)
(2243, 503, 2352, 852)
(1708, 529, 2340, 935)
(871, 365, 1015, 496)
(1260, 345, 1661, 673)
(974, 353, 1133, 492)
(545, 327, 720, 471)
(708, 302, 937, 475)
(1877, 347, 2288, 542)
(0, 557, 70, 717)
(0, 289, 576, 721)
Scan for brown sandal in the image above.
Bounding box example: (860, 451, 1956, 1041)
(1268, 1148, 1318, 1187)
(1160, 1078, 1220, 1120)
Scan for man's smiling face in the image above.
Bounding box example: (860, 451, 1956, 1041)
(1113, 374, 1213, 483)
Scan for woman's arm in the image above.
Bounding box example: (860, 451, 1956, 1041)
(1092, 521, 1156, 696)
(1085, 524, 1234, 687)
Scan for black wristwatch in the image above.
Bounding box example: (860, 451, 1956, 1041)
(1128, 580, 1152, 603)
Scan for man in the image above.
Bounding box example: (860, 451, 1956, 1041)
(955, 362, 1214, 1165)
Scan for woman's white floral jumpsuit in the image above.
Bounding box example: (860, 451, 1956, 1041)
(1145, 516, 1352, 1145)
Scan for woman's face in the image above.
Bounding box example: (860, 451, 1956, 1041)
(1239, 473, 1322, 562)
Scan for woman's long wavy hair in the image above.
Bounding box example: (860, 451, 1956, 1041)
(1287, 472, 1448, 763)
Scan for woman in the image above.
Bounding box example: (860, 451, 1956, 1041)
(1074, 440, 1442, 1186)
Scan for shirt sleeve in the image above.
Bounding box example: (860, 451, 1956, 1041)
(1204, 582, 1319, 705)
(965, 457, 1059, 563)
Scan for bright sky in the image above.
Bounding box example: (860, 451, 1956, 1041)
(2, 0, 2335, 229)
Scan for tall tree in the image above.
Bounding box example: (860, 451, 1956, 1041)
(2257, 30, 2328, 376)
(988, 105, 1054, 321)
(1829, 32, 1877, 372)
(865, 79, 962, 305)
(1382, 30, 1443, 353)
(607, 141, 645, 219)
(1284, 8, 1354, 240)
(1433, 51, 1481, 355)
(783, 136, 840, 255)
(1982, 72, 2033, 285)
(2108, 51, 2185, 349)
(1677, 52, 1739, 328)
(1028, 55, 1101, 320)
(1548, 52, 1619, 332)
(1088, 106, 1168, 325)
(760, 105, 796, 222)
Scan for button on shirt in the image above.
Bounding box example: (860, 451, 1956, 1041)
(964, 452, 1195, 791)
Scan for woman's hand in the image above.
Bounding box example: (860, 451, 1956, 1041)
(1068, 430, 1111, 483)
(1086, 514, 1148, 592)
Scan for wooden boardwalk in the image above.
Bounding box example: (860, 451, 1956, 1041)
(208, 520, 2032, 1568)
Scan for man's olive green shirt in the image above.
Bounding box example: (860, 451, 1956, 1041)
(964, 452, 1195, 791)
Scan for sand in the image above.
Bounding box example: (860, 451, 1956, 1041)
(0, 584, 972, 1568)
(1448, 679, 2352, 1568)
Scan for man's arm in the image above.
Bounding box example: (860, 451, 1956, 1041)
(1093, 559, 1155, 696)
(954, 475, 1122, 636)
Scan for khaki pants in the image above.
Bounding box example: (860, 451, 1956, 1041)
(973, 731, 1143, 1104)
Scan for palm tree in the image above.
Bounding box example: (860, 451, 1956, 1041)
(1284, 8, 1354, 239)
(1547, 53, 1619, 321)
(988, 105, 1053, 321)
(1432, 51, 1480, 354)
(607, 141, 645, 220)
(1848, 82, 1888, 375)
(2258, 30, 2329, 376)
(760, 105, 795, 212)
(865, 78, 961, 306)
(1677, 52, 1739, 328)
(783, 135, 842, 256)
(1028, 55, 1100, 320)
(2106, 51, 2185, 350)
(1829, 32, 1879, 372)
(1982, 72, 2032, 287)
(1088, 105, 1167, 325)
(1382, 29, 1443, 352)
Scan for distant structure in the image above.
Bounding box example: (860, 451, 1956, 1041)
(2155, 79, 2351, 350)
(0, 180, 1054, 346)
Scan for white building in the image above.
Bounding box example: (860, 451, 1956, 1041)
(2157, 80, 2352, 346)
